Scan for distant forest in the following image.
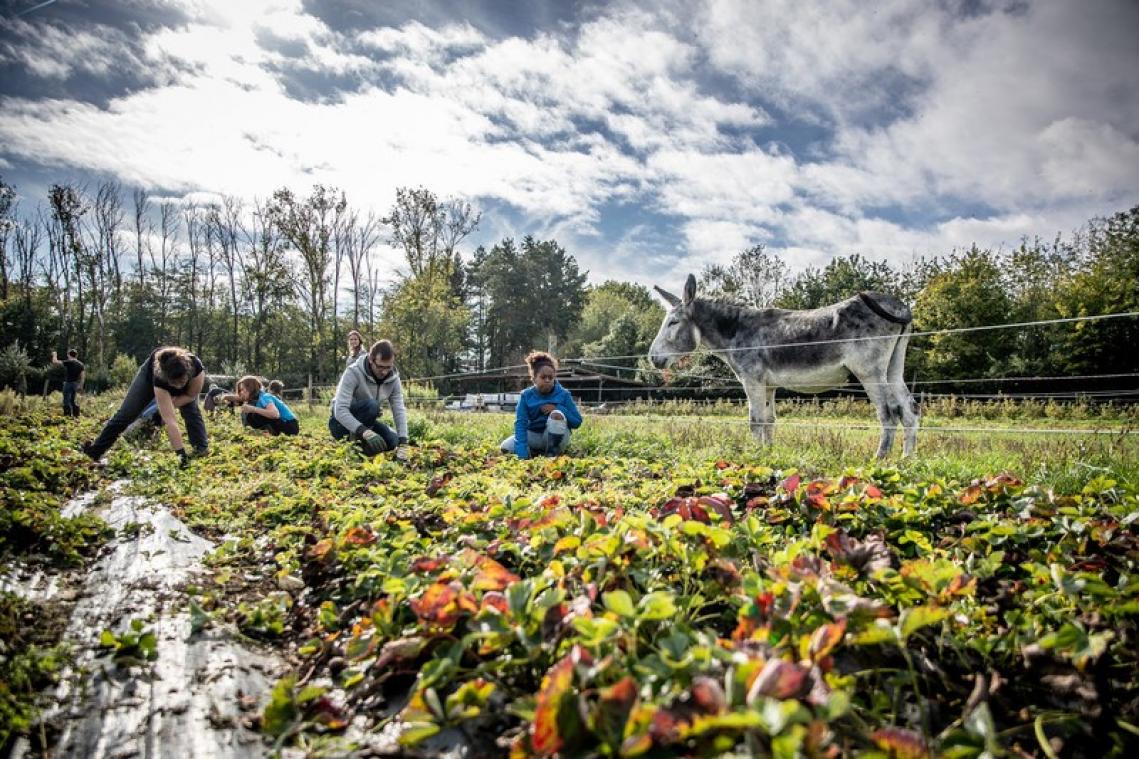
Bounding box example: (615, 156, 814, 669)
(1, 176, 1136, 399)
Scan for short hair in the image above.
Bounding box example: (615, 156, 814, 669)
(526, 351, 557, 376)
(154, 347, 192, 385)
(369, 339, 395, 361)
(236, 375, 263, 400)
(267, 379, 284, 395)
(67, 349, 78, 358)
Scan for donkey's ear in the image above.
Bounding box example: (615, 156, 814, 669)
(683, 274, 697, 305)
(653, 285, 681, 308)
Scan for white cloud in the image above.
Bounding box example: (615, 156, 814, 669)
(0, 0, 1136, 289)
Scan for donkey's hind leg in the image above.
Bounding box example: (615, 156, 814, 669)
(886, 326, 919, 455)
(853, 371, 896, 459)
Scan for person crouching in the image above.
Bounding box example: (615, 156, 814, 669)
(235, 375, 299, 436)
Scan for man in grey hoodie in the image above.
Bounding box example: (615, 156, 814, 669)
(328, 339, 409, 460)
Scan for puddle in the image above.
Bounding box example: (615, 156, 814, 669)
(7, 482, 287, 758)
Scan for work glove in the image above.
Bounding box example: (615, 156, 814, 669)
(395, 445, 410, 462)
(360, 432, 388, 456)
(175, 448, 190, 468)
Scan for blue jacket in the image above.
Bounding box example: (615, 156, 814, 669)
(514, 382, 582, 459)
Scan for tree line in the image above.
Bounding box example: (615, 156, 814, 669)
(1, 174, 1136, 398)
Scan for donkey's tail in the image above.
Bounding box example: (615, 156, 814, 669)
(858, 291, 912, 325)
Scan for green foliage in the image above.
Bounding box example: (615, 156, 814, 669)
(469, 236, 588, 369)
(0, 411, 111, 565)
(108, 353, 138, 387)
(0, 592, 68, 747)
(97, 619, 158, 667)
(0, 340, 32, 393)
(380, 270, 471, 380)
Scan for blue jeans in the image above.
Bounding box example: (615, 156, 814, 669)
(500, 426, 572, 457)
(62, 381, 80, 417)
(88, 363, 208, 458)
(329, 398, 398, 451)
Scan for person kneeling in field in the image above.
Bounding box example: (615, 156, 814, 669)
(329, 339, 409, 460)
(501, 351, 582, 459)
(235, 375, 299, 436)
(83, 346, 208, 467)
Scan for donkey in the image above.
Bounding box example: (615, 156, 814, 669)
(649, 274, 919, 458)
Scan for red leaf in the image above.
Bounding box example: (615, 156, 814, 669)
(531, 654, 575, 755)
(410, 556, 449, 574)
(870, 727, 931, 759)
(595, 676, 638, 744)
(691, 676, 726, 714)
(410, 582, 477, 630)
(480, 591, 510, 615)
(808, 618, 847, 662)
(425, 472, 453, 496)
(747, 659, 811, 701)
(780, 473, 801, 493)
(467, 553, 521, 592)
(343, 526, 376, 546)
(714, 459, 730, 470)
(864, 484, 883, 499)
(698, 494, 735, 523)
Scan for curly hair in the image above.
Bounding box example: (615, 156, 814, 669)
(525, 350, 558, 376)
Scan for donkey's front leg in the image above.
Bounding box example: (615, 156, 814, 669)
(744, 380, 775, 444)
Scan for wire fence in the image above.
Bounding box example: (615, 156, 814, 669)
(268, 309, 1139, 437)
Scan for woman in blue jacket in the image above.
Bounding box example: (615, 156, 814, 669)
(500, 351, 582, 459)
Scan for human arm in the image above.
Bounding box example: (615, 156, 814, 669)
(78, 368, 85, 392)
(556, 388, 583, 429)
(331, 369, 368, 438)
(514, 398, 530, 459)
(170, 372, 205, 408)
(154, 387, 185, 453)
(243, 398, 280, 419)
(50, 351, 62, 366)
(388, 377, 409, 444)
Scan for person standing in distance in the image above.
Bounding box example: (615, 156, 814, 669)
(51, 348, 84, 417)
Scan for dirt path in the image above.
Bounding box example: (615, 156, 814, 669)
(4, 482, 286, 759)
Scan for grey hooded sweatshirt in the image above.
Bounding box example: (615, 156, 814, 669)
(330, 354, 409, 440)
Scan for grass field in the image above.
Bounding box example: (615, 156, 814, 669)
(2, 390, 1138, 756)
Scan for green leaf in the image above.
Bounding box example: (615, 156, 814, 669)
(637, 591, 677, 622)
(603, 590, 636, 618)
(900, 605, 949, 641)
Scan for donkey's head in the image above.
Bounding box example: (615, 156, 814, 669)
(649, 274, 699, 368)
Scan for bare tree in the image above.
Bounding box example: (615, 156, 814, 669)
(13, 212, 43, 308)
(182, 203, 208, 351)
(152, 201, 180, 340)
(266, 185, 346, 377)
(133, 188, 151, 288)
(343, 208, 383, 326)
(0, 177, 15, 301)
(243, 198, 292, 370)
(208, 195, 245, 363)
(48, 184, 88, 355)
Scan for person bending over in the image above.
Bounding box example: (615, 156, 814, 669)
(329, 339, 409, 460)
(83, 346, 207, 467)
(500, 351, 582, 459)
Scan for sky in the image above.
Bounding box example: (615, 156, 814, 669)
(1, 0, 1137, 288)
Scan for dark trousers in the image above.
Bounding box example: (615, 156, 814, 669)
(328, 398, 398, 451)
(62, 381, 80, 417)
(88, 363, 208, 458)
(246, 413, 300, 436)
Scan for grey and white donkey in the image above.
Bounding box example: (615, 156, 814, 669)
(649, 274, 919, 458)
